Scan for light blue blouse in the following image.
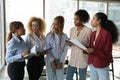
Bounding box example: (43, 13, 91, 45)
(46, 32, 68, 63)
(6, 34, 28, 63)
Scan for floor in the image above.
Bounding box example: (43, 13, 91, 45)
(0, 65, 120, 80)
(0, 46, 120, 80)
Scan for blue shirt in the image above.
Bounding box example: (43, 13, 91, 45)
(6, 34, 28, 63)
(46, 32, 68, 63)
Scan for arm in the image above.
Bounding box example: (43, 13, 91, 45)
(46, 34, 55, 62)
(6, 43, 22, 63)
(104, 32, 113, 63)
(60, 35, 68, 63)
(24, 34, 31, 50)
(60, 44, 68, 63)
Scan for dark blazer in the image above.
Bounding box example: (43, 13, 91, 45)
(88, 27, 113, 68)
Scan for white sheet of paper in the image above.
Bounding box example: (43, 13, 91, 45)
(67, 39, 87, 50)
(30, 45, 37, 54)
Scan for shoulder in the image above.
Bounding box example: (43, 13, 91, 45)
(84, 26, 92, 32)
(62, 33, 68, 38)
(46, 32, 51, 37)
(46, 32, 52, 39)
(70, 27, 76, 31)
(101, 28, 111, 36)
(6, 38, 16, 48)
(26, 33, 33, 37)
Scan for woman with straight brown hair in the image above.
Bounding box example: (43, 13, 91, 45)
(6, 21, 29, 80)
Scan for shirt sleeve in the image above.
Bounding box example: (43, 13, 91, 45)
(24, 34, 31, 50)
(6, 43, 22, 63)
(60, 35, 68, 63)
(46, 34, 55, 62)
(104, 32, 113, 63)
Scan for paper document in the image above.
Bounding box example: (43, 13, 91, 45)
(66, 39, 87, 50)
(23, 47, 53, 59)
(23, 45, 37, 59)
(30, 45, 37, 54)
(39, 47, 53, 55)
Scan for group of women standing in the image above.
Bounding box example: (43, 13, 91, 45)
(5, 9, 119, 80)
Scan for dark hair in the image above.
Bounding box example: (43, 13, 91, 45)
(6, 21, 24, 43)
(74, 9, 90, 23)
(95, 12, 119, 43)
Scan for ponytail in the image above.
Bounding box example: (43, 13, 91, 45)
(104, 20, 119, 44)
(6, 32, 12, 43)
(95, 12, 119, 44)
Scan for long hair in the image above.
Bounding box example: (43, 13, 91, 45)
(54, 16, 64, 34)
(27, 16, 46, 36)
(50, 16, 65, 47)
(6, 21, 24, 43)
(95, 12, 119, 43)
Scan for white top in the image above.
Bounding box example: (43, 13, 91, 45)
(24, 33, 46, 53)
(69, 26, 91, 68)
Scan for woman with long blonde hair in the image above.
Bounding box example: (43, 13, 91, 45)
(46, 16, 68, 80)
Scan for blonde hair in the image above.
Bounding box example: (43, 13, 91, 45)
(27, 16, 46, 36)
(51, 16, 65, 47)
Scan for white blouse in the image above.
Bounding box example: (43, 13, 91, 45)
(24, 33, 45, 53)
(69, 26, 91, 68)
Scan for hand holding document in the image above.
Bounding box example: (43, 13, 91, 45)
(23, 45, 53, 59)
(39, 47, 53, 55)
(23, 45, 37, 59)
(66, 39, 87, 50)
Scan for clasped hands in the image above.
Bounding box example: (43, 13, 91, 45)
(51, 60, 63, 70)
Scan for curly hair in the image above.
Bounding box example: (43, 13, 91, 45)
(74, 9, 90, 23)
(27, 16, 46, 36)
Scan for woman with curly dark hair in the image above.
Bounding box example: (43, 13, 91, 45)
(87, 12, 119, 80)
(66, 9, 92, 80)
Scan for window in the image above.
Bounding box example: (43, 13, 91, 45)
(45, 0, 77, 36)
(79, 1, 106, 28)
(5, 0, 43, 34)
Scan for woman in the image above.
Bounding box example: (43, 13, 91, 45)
(66, 9, 91, 80)
(24, 16, 46, 80)
(87, 12, 119, 80)
(46, 16, 68, 80)
(6, 21, 29, 80)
